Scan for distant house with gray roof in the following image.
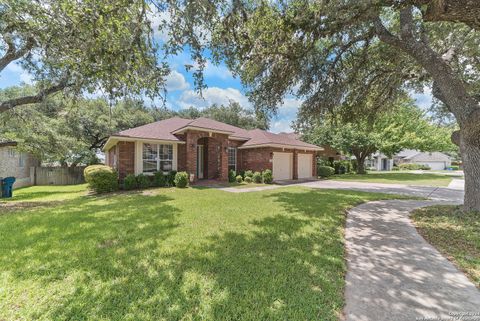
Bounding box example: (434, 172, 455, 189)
(367, 149, 452, 171)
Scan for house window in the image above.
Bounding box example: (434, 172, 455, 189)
(18, 153, 25, 167)
(143, 143, 173, 173)
(8, 148, 15, 157)
(228, 147, 237, 171)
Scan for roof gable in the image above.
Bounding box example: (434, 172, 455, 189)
(107, 117, 321, 150)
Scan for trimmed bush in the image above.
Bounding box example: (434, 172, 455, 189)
(318, 166, 335, 177)
(333, 160, 351, 174)
(238, 170, 245, 179)
(449, 165, 460, 170)
(84, 165, 118, 193)
(244, 170, 254, 178)
(398, 163, 431, 171)
(252, 171, 262, 183)
(124, 174, 137, 190)
(262, 169, 273, 184)
(392, 166, 400, 171)
(228, 170, 236, 183)
(244, 176, 253, 183)
(166, 170, 177, 186)
(153, 171, 166, 187)
(136, 174, 150, 189)
(235, 175, 243, 183)
(174, 171, 189, 188)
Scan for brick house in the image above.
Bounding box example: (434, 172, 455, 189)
(0, 140, 40, 188)
(279, 132, 343, 162)
(103, 117, 322, 182)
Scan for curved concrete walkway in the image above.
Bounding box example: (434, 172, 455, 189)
(343, 200, 480, 321)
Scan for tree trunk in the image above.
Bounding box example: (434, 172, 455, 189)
(458, 127, 480, 212)
(354, 153, 367, 174)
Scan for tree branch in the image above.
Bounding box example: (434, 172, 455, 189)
(0, 36, 35, 72)
(0, 79, 69, 112)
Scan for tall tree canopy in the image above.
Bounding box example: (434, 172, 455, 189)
(0, 0, 167, 112)
(156, 0, 480, 211)
(296, 99, 456, 174)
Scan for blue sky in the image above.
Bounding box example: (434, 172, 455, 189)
(0, 17, 433, 133)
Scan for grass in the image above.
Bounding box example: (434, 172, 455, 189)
(330, 171, 454, 186)
(411, 205, 480, 287)
(228, 182, 266, 189)
(0, 184, 411, 321)
(1, 184, 88, 203)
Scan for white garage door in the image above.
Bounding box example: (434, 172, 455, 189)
(418, 162, 446, 170)
(298, 154, 313, 179)
(273, 152, 293, 180)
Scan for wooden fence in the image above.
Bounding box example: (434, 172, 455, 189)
(30, 166, 86, 185)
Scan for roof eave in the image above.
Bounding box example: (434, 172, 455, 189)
(238, 143, 323, 151)
(103, 135, 185, 151)
(171, 125, 235, 135)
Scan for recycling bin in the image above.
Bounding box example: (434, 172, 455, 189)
(1, 176, 16, 198)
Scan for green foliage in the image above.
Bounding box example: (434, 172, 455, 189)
(84, 165, 118, 193)
(154, 171, 166, 187)
(244, 170, 254, 178)
(0, 0, 167, 112)
(228, 170, 237, 183)
(262, 169, 273, 184)
(235, 175, 243, 183)
(318, 166, 335, 178)
(333, 160, 351, 175)
(174, 172, 189, 188)
(244, 176, 253, 183)
(123, 174, 137, 190)
(449, 165, 460, 170)
(252, 171, 262, 183)
(166, 171, 177, 187)
(136, 174, 151, 189)
(398, 163, 431, 170)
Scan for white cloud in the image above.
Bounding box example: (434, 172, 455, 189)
(411, 86, 433, 110)
(270, 119, 294, 133)
(5, 62, 33, 85)
(165, 70, 189, 91)
(204, 62, 233, 80)
(148, 10, 171, 42)
(177, 87, 251, 109)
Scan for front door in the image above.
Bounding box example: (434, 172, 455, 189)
(197, 145, 204, 179)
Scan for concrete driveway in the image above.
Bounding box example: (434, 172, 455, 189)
(297, 180, 480, 321)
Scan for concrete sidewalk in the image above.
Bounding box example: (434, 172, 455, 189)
(343, 200, 480, 321)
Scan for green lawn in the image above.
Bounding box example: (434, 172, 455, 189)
(411, 206, 480, 287)
(1, 184, 409, 320)
(330, 171, 454, 186)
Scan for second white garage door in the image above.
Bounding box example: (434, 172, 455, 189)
(273, 152, 293, 180)
(298, 154, 313, 178)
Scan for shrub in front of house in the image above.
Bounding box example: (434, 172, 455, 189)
(174, 171, 189, 188)
(252, 171, 262, 183)
(333, 160, 351, 174)
(238, 170, 245, 179)
(154, 171, 166, 187)
(244, 176, 253, 183)
(84, 165, 118, 193)
(449, 165, 460, 170)
(262, 169, 273, 184)
(235, 175, 243, 183)
(244, 170, 254, 178)
(228, 170, 236, 183)
(398, 163, 430, 170)
(124, 174, 138, 190)
(136, 174, 151, 189)
(317, 166, 335, 178)
(166, 170, 177, 186)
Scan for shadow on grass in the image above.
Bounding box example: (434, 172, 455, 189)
(0, 188, 369, 320)
(333, 172, 452, 182)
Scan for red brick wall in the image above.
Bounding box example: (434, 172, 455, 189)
(117, 141, 135, 179)
(238, 147, 317, 178)
(184, 130, 229, 181)
(177, 142, 187, 171)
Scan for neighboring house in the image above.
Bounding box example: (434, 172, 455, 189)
(0, 141, 40, 188)
(394, 149, 452, 170)
(278, 132, 343, 162)
(367, 149, 452, 171)
(103, 117, 323, 182)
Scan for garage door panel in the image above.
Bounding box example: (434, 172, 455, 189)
(298, 154, 313, 178)
(418, 162, 446, 170)
(273, 152, 293, 180)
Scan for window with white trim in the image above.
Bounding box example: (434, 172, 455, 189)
(143, 143, 173, 173)
(228, 147, 236, 171)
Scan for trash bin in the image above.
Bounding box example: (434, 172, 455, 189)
(1, 177, 16, 198)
